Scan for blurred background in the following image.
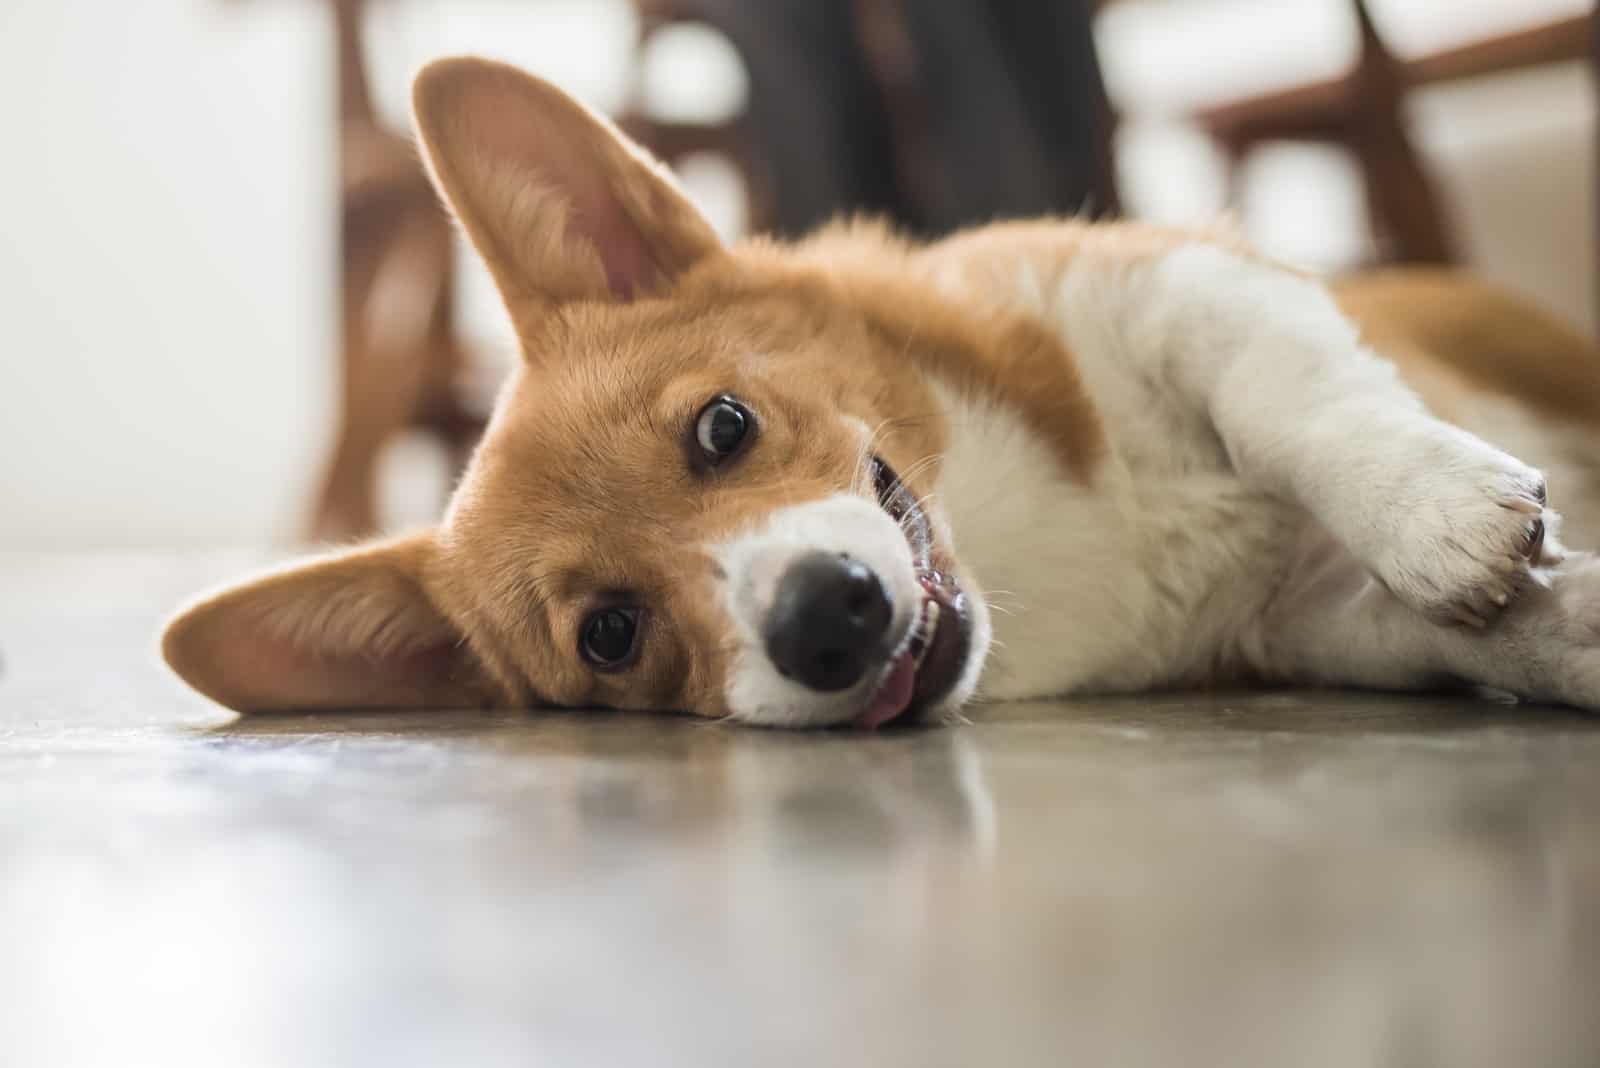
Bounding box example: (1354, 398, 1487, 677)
(0, 0, 1591, 549)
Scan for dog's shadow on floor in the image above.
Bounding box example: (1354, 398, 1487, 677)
(193, 707, 753, 765)
(193, 688, 1600, 746)
(963, 689, 1600, 736)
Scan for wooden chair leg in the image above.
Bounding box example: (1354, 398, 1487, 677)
(308, 206, 454, 542)
(1347, 0, 1456, 264)
(309, 0, 474, 542)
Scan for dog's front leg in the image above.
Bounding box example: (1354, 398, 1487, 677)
(1144, 244, 1554, 626)
(1257, 531, 1600, 710)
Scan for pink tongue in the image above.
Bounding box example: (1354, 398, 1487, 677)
(856, 651, 916, 730)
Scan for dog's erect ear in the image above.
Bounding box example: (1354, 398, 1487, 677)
(161, 533, 493, 712)
(411, 56, 723, 317)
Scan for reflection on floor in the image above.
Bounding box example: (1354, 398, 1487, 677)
(3, 553, 1598, 1067)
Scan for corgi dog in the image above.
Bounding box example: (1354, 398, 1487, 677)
(163, 58, 1600, 729)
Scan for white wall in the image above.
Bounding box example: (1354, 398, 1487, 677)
(0, 0, 333, 547)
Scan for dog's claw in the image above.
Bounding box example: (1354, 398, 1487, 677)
(1503, 495, 1543, 516)
(1524, 518, 1546, 562)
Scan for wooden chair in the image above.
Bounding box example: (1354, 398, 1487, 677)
(1191, 2, 1593, 265)
(618, 0, 775, 231)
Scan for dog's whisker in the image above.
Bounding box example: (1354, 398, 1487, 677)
(896, 453, 942, 488)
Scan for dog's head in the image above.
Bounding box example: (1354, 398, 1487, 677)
(162, 58, 992, 728)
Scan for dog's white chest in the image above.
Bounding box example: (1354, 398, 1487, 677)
(930, 382, 1299, 701)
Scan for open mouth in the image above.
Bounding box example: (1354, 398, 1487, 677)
(858, 457, 973, 728)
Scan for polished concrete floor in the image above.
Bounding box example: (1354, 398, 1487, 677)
(4, 552, 1600, 1067)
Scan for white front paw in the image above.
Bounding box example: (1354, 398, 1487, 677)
(1367, 446, 1552, 626)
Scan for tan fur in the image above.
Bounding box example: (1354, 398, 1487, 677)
(412, 59, 722, 317)
(161, 533, 493, 710)
(1333, 269, 1600, 425)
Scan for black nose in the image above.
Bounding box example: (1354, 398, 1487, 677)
(764, 551, 893, 692)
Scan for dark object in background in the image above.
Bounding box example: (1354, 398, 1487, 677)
(858, 0, 1121, 234)
(627, 0, 1119, 237)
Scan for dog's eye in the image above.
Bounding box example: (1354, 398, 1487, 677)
(581, 607, 640, 668)
(694, 396, 753, 465)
